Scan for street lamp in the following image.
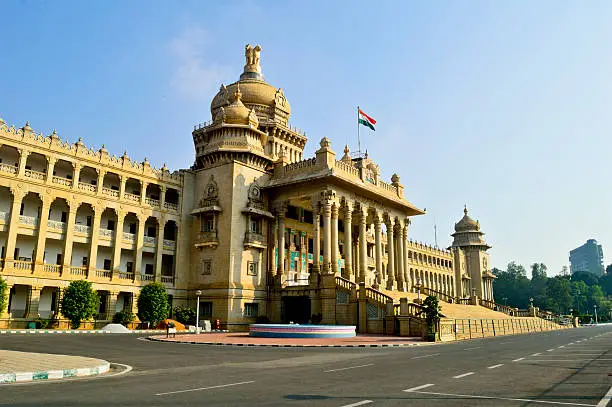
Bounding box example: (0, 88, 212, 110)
(529, 297, 534, 308)
(594, 305, 598, 325)
(195, 290, 202, 331)
(415, 278, 422, 302)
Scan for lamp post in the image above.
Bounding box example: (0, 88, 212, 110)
(415, 277, 422, 303)
(529, 297, 534, 308)
(594, 305, 598, 325)
(195, 290, 202, 331)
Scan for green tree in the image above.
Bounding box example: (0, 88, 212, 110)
(137, 282, 170, 326)
(61, 280, 100, 329)
(493, 262, 531, 308)
(422, 295, 441, 341)
(530, 263, 548, 308)
(0, 275, 8, 316)
(571, 281, 588, 314)
(599, 273, 612, 296)
(545, 276, 572, 314)
(605, 264, 612, 275)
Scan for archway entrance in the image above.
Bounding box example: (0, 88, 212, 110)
(282, 296, 311, 324)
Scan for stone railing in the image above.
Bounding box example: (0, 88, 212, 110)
(283, 157, 317, 174)
(124, 192, 140, 202)
(95, 269, 112, 279)
(480, 299, 514, 315)
(102, 187, 119, 198)
(43, 263, 61, 273)
(144, 236, 156, 245)
(335, 275, 356, 291)
(161, 275, 175, 284)
(19, 215, 38, 226)
(123, 232, 136, 242)
(24, 168, 45, 180)
(145, 197, 160, 207)
(164, 202, 178, 211)
(78, 182, 97, 193)
(74, 224, 91, 234)
(377, 180, 396, 194)
(99, 229, 114, 239)
(52, 176, 72, 187)
(244, 231, 265, 246)
(12, 260, 33, 271)
(163, 239, 176, 250)
(334, 160, 360, 177)
(0, 211, 8, 222)
(0, 163, 17, 174)
(365, 287, 393, 307)
(198, 231, 218, 244)
(139, 274, 154, 282)
(47, 220, 66, 232)
(457, 298, 471, 305)
(70, 266, 87, 276)
(366, 257, 376, 267)
(118, 272, 134, 280)
(420, 287, 456, 303)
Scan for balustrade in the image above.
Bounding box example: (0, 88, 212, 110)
(144, 236, 156, 245)
(78, 182, 97, 193)
(70, 266, 87, 276)
(47, 220, 66, 231)
(24, 168, 45, 180)
(98, 229, 114, 239)
(123, 232, 136, 241)
(12, 260, 33, 271)
(139, 274, 155, 282)
(74, 224, 91, 234)
(52, 176, 72, 187)
(95, 269, 112, 279)
(161, 275, 175, 284)
(102, 187, 119, 198)
(164, 202, 178, 211)
(335, 275, 356, 291)
(124, 192, 140, 202)
(118, 272, 134, 280)
(19, 215, 38, 226)
(0, 163, 17, 175)
(43, 263, 61, 273)
(145, 197, 160, 207)
(163, 239, 176, 250)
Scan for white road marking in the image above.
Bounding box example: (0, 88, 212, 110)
(411, 353, 440, 359)
(547, 349, 555, 352)
(406, 389, 597, 406)
(340, 401, 373, 407)
(155, 380, 255, 396)
(403, 383, 435, 392)
(487, 364, 504, 369)
(499, 341, 514, 344)
(324, 364, 374, 373)
(453, 372, 475, 379)
(532, 353, 542, 356)
(463, 347, 482, 350)
(558, 345, 566, 348)
(522, 359, 612, 362)
(512, 357, 525, 362)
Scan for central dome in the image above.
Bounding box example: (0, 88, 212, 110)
(454, 206, 480, 232)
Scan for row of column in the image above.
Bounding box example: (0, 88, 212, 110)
(482, 278, 494, 301)
(4, 187, 177, 282)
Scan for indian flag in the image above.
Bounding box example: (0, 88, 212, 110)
(358, 108, 376, 131)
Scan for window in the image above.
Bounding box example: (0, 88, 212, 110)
(202, 215, 215, 232)
(82, 256, 88, 267)
(303, 210, 313, 224)
(201, 259, 212, 275)
(103, 259, 111, 270)
(244, 303, 259, 318)
(249, 218, 262, 234)
(247, 261, 258, 276)
(286, 205, 299, 220)
(126, 262, 133, 273)
(107, 219, 115, 231)
(145, 264, 154, 275)
(147, 226, 156, 238)
(56, 253, 62, 265)
(129, 223, 136, 234)
(200, 302, 213, 318)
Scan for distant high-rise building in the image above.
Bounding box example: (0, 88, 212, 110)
(569, 239, 604, 276)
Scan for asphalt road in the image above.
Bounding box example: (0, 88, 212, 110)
(0, 325, 611, 407)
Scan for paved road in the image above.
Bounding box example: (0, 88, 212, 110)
(0, 325, 610, 406)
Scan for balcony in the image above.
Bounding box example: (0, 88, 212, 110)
(118, 272, 134, 280)
(123, 232, 136, 242)
(144, 236, 156, 246)
(24, 168, 45, 180)
(124, 192, 140, 202)
(102, 187, 119, 198)
(163, 239, 176, 251)
(69, 266, 87, 276)
(12, 259, 33, 272)
(145, 197, 160, 207)
(244, 231, 265, 249)
(95, 269, 112, 279)
(74, 224, 91, 234)
(139, 274, 155, 282)
(164, 202, 178, 211)
(52, 176, 72, 187)
(19, 215, 38, 227)
(99, 229, 115, 239)
(47, 220, 66, 232)
(161, 275, 175, 284)
(0, 163, 17, 175)
(78, 182, 97, 193)
(195, 231, 218, 249)
(42, 263, 61, 274)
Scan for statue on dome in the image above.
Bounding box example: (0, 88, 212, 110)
(244, 44, 262, 70)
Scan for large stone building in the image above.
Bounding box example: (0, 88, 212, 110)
(0, 45, 495, 330)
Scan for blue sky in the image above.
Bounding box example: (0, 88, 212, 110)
(1, 1, 611, 276)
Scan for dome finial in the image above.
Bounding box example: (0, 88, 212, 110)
(464, 204, 468, 216)
(234, 84, 242, 102)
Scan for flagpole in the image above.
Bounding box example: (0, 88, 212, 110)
(357, 105, 361, 156)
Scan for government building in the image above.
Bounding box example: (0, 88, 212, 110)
(0, 45, 497, 331)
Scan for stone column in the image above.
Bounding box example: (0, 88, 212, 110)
(374, 213, 383, 289)
(17, 149, 30, 177)
(119, 175, 126, 199)
(112, 210, 125, 278)
(25, 286, 42, 319)
(62, 205, 78, 274)
(385, 217, 395, 290)
(96, 169, 105, 196)
(395, 220, 405, 291)
(5, 188, 24, 263)
(322, 200, 332, 274)
(276, 205, 286, 278)
(402, 221, 410, 289)
(140, 181, 148, 205)
(358, 206, 367, 284)
(88, 206, 102, 276)
(133, 214, 146, 279)
(34, 196, 52, 269)
(105, 291, 119, 320)
(154, 218, 165, 282)
(343, 202, 353, 279)
(45, 157, 56, 185)
(330, 203, 339, 275)
(311, 201, 321, 275)
(72, 163, 81, 191)
(160, 185, 167, 209)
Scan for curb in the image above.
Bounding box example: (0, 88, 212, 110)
(145, 336, 423, 348)
(0, 362, 110, 384)
(0, 329, 167, 334)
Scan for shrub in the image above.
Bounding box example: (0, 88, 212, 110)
(0, 275, 7, 316)
(137, 283, 170, 326)
(422, 295, 441, 341)
(61, 280, 100, 329)
(173, 305, 196, 325)
(113, 310, 136, 327)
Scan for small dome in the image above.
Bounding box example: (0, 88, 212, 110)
(454, 206, 480, 232)
(217, 86, 259, 127)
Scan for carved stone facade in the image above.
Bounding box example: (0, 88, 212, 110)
(0, 45, 494, 330)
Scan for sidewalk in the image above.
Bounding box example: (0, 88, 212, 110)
(0, 350, 110, 384)
(149, 332, 428, 347)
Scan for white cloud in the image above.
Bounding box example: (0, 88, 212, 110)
(168, 25, 229, 101)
